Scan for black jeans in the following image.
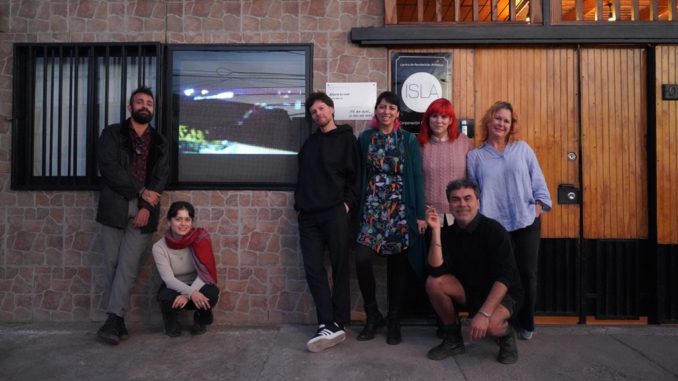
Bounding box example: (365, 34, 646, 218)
(298, 205, 351, 325)
(157, 283, 220, 312)
(510, 217, 541, 332)
(355, 244, 409, 317)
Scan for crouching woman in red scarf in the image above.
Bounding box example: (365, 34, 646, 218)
(152, 201, 219, 337)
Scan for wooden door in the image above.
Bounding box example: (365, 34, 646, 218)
(580, 48, 648, 240)
(474, 47, 581, 318)
(580, 47, 648, 319)
(655, 45, 678, 322)
(474, 47, 580, 239)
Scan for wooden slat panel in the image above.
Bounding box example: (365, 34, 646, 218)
(452, 49, 475, 120)
(531, 0, 543, 22)
(474, 48, 579, 239)
(656, 46, 678, 244)
(386, 0, 398, 24)
(580, 48, 647, 239)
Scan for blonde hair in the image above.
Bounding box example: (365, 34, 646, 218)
(480, 101, 518, 144)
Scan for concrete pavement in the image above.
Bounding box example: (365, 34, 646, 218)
(2, 322, 678, 380)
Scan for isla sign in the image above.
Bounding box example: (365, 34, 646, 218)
(391, 53, 451, 133)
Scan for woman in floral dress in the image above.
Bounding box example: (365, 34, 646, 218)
(355, 91, 426, 345)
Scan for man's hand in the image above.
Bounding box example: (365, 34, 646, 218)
(425, 206, 440, 230)
(133, 208, 150, 228)
(141, 189, 161, 206)
(469, 313, 490, 341)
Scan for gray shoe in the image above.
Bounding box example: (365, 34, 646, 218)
(427, 324, 465, 360)
(497, 326, 518, 364)
(96, 315, 121, 345)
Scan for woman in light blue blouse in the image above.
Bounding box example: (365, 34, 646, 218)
(467, 101, 552, 341)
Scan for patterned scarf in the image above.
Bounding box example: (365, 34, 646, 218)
(164, 227, 217, 285)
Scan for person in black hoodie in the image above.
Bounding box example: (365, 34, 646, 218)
(295, 92, 360, 353)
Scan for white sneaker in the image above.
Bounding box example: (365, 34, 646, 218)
(306, 323, 346, 353)
(518, 328, 534, 340)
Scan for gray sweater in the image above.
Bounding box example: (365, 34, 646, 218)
(152, 239, 205, 295)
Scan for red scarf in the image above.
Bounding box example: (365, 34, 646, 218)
(164, 227, 217, 285)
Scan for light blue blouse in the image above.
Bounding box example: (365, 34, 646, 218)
(467, 140, 552, 232)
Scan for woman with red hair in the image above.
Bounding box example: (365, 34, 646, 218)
(418, 98, 474, 226)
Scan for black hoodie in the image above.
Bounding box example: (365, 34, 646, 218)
(294, 124, 361, 213)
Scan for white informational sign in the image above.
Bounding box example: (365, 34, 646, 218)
(325, 82, 377, 120)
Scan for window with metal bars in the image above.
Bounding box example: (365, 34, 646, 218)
(11, 43, 160, 189)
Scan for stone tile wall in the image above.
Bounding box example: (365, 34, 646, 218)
(0, 0, 389, 324)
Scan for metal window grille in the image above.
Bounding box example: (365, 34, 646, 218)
(12, 43, 161, 189)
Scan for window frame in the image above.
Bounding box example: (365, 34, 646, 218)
(11, 42, 163, 190)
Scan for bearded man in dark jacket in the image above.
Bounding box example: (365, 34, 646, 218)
(95, 86, 169, 345)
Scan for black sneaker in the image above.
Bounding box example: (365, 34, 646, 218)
(198, 309, 214, 326)
(117, 317, 129, 340)
(97, 314, 121, 345)
(497, 326, 519, 364)
(306, 323, 346, 353)
(190, 311, 207, 335)
(166, 322, 182, 338)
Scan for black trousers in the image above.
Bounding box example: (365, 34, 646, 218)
(298, 205, 351, 325)
(510, 217, 541, 332)
(355, 244, 409, 317)
(157, 283, 220, 313)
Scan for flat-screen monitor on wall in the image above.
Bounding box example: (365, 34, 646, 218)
(168, 45, 312, 188)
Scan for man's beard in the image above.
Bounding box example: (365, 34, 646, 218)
(131, 109, 154, 124)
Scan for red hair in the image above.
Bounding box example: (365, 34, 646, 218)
(418, 98, 458, 146)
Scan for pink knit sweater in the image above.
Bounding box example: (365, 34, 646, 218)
(421, 134, 475, 212)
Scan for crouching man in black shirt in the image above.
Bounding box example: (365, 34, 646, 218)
(425, 178, 523, 364)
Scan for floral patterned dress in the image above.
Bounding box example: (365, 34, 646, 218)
(357, 129, 409, 255)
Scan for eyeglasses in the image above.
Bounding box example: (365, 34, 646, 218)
(134, 137, 144, 155)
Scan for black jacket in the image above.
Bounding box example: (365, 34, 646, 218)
(294, 124, 360, 213)
(96, 119, 170, 234)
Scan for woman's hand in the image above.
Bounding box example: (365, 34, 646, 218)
(417, 219, 427, 235)
(191, 290, 211, 310)
(535, 202, 543, 218)
(172, 294, 189, 309)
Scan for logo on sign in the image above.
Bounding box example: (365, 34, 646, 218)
(401, 72, 442, 113)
